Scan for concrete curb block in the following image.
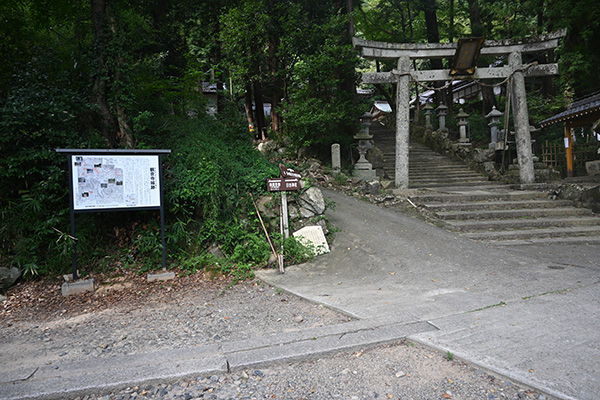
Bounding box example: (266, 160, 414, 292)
(0, 346, 225, 400)
(226, 321, 435, 371)
(147, 272, 175, 282)
(61, 279, 95, 296)
(0, 320, 436, 400)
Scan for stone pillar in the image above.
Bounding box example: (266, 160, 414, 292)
(331, 143, 341, 175)
(395, 56, 411, 189)
(424, 103, 434, 129)
(457, 108, 470, 144)
(509, 51, 535, 184)
(436, 104, 448, 130)
(485, 106, 503, 149)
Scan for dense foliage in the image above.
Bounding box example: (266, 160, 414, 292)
(1, 0, 598, 278)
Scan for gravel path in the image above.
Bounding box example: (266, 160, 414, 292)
(1, 275, 551, 400)
(71, 340, 549, 400)
(1, 279, 348, 369)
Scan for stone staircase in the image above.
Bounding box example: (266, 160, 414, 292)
(408, 141, 489, 188)
(370, 124, 600, 245)
(371, 123, 489, 188)
(407, 187, 600, 245)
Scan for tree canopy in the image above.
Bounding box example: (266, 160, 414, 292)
(1, 0, 598, 277)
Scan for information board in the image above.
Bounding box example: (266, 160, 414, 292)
(71, 154, 161, 210)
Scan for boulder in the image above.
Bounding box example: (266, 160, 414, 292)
(306, 158, 322, 172)
(288, 205, 300, 220)
(208, 243, 225, 259)
(256, 195, 277, 219)
(581, 186, 600, 213)
(361, 180, 382, 195)
(1, 267, 21, 291)
(298, 187, 326, 218)
(257, 141, 278, 155)
(554, 184, 585, 201)
(366, 146, 385, 169)
(585, 160, 600, 176)
(473, 148, 495, 163)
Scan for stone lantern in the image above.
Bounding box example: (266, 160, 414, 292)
(353, 112, 377, 180)
(485, 106, 504, 149)
(457, 108, 470, 144)
(424, 103, 434, 129)
(436, 103, 449, 131)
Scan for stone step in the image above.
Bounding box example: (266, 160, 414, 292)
(409, 181, 492, 188)
(435, 207, 593, 221)
(408, 190, 547, 203)
(407, 172, 482, 178)
(408, 161, 476, 167)
(422, 199, 575, 212)
(408, 163, 477, 169)
(461, 225, 600, 241)
(486, 235, 600, 246)
(444, 216, 600, 231)
(409, 172, 486, 179)
(409, 180, 490, 188)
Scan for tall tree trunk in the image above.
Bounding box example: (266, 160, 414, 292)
(90, 0, 133, 148)
(106, 5, 133, 148)
(467, 0, 497, 113)
(448, 0, 455, 42)
(90, 0, 118, 147)
(268, 36, 282, 134)
(213, 18, 226, 114)
(422, 0, 446, 106)
(253, 79, 266, 140)
(244, 81, 255, 138)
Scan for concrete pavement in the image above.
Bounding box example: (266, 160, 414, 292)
(2, 187, 598, 400)
(257, 188, 600, 400)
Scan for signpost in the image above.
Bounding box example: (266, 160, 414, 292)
(266, 165, 302, 273)
(267, 177, 300, 192)
(56, 148, 170, 281)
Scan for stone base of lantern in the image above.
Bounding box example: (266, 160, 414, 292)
(353, 162, 378, 180)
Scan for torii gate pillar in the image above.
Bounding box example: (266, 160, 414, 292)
(509, 51, 535, 184)
(395, 56, 411, 189)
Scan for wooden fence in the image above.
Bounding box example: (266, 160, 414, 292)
(541, 141, 599, 174)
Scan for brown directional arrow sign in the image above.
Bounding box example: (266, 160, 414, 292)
(279, 164, 302, 179)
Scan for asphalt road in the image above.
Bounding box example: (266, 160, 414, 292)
(258, 188, 600, 400)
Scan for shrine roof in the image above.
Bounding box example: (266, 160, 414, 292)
(540, 93, 600, 128)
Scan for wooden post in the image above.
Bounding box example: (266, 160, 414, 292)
(395, 56, 411, 189)
(565, 125, 574, 177)
(509, 51, 535, 184)
(281, 192, 289, 239)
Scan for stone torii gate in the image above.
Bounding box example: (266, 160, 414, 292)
(354, 29, 566, 188)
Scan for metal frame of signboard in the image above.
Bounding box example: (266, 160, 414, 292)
(56, 149, 171, 280)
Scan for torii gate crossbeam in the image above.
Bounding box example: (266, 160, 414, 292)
(355, 29, 566, 189)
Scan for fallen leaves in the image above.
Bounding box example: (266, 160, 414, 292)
(0, 269, 231, 323)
